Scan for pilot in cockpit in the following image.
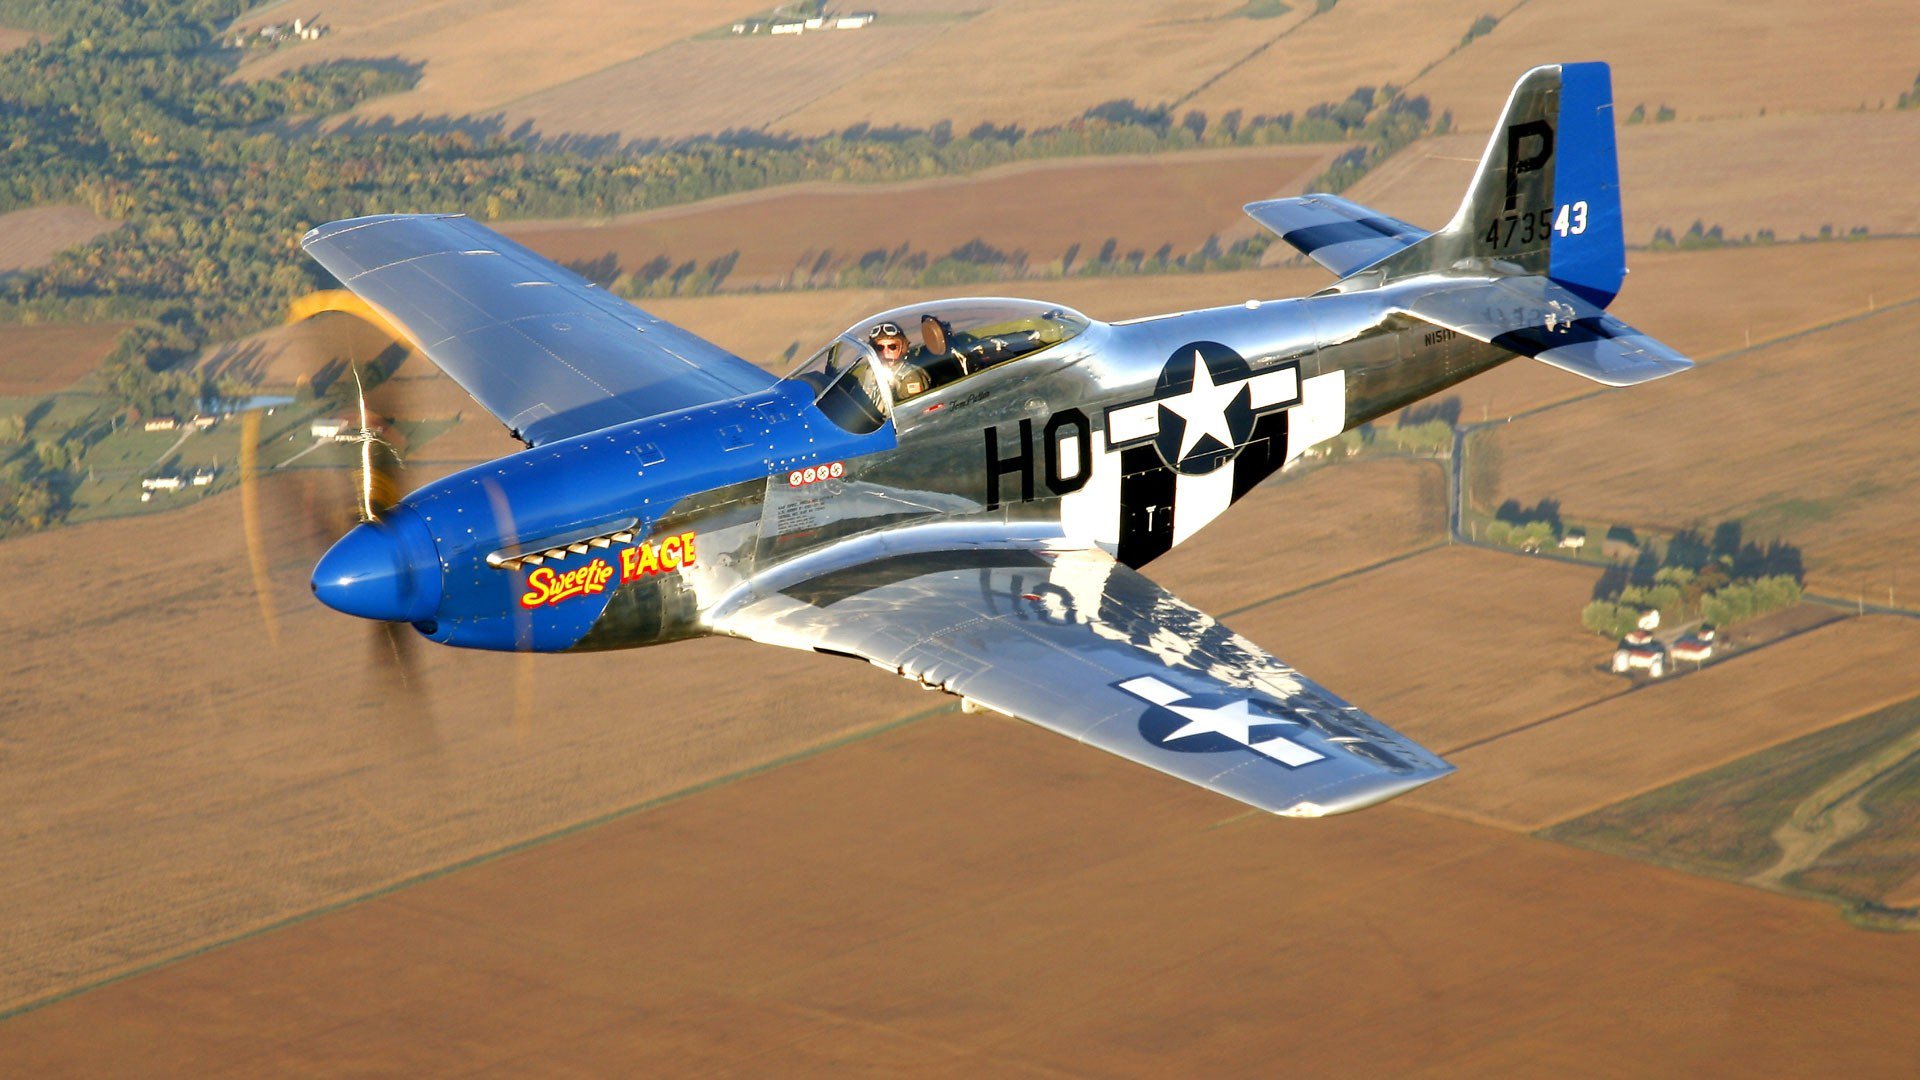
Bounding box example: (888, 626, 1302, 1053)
(866, 322, 931, 403)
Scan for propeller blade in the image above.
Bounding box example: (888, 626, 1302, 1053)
(238, 409, 280, 647)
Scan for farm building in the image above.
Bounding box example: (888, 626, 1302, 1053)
(143, 417, 179, 432)
(1612, 643, 1667, 678)
(1672, 638, 1714, 663)
(310, 418, 352, 440)
(736, 11, 874, 34)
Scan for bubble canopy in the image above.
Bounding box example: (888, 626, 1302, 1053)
(787, 298, 1091, 432)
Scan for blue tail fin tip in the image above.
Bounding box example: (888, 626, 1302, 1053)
(1546, 61, 1625, 307)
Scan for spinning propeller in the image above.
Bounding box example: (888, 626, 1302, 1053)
(234, 315, 430, 688)
(239, 304, 542, 741)
(341, 363, 424, 690)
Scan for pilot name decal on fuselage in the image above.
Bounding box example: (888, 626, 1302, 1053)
(521, 559, 615, 608)
(518, 531, 698, 608)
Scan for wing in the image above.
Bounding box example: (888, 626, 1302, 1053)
(1396, 274, 1693, 387)
(1244, 194, 1430, 279)
(301, 214, 777, 446)
(712, 535, 1452, 817)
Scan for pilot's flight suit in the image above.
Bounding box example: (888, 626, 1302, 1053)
(882, 357, 933, 402)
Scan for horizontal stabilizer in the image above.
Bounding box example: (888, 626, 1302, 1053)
(1244, 194, 1430, 279)
(1398, 275, 1692, 387)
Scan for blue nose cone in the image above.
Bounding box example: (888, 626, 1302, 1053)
(311, 507, 442, 623)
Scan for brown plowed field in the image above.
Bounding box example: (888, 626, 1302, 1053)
(8, 718, 1920, 1076)
(1345, 110, 1920, 246)
(1484, 303, 1920, 599)
(1408, 0, 1920, 127)
(0, 468, 915, 1010)
(0, 322, 127, 395)
(232, 0, 760, 124)
(730, 0, 1284, 139)
(0, 440, 1438, 1011)
(1406, 616, 1920, 830)
(499, 24, 948, 144)
(502, 146, 1334, 287)
(0, 204, 116, 275)
(1182, 0, 1502, 124)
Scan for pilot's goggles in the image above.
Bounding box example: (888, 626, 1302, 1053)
(866, 322, 904, 341)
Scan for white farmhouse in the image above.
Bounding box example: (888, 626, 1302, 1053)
(1612, 643, 1666, 678)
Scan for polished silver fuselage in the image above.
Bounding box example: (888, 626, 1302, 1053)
(565, 279, 1508, 652)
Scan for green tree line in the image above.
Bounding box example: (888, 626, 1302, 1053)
(1, 1, 1430, 370)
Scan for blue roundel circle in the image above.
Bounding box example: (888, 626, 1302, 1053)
(1148, 341, 1260, 475)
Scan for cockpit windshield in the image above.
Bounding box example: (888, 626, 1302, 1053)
(787, 298, 1090, 421)
(789, 336, 888, 435)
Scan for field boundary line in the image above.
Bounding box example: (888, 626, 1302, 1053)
(1221, 539, 1447, 620)
(1172, 5, 1325, 109)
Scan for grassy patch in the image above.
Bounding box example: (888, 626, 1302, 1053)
(1747, 495, 1840, 531)
(1232, 0, 1293, 17)
(1793, 748, 1920, 902)
(1542, 694, 1920, 882)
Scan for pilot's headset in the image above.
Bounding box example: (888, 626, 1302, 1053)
(866, 322, 910, 361)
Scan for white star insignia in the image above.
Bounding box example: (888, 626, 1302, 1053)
(1118, 675, 1325, 767)
(1103, 348, 1303, 473)
(1164, 348, 1243, 461)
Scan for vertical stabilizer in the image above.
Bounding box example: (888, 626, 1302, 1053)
(1374, 62, 1625, 307)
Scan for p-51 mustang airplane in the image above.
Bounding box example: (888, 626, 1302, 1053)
(308, 63, 1689, 817)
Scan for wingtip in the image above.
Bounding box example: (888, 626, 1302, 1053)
(1279, 765, 1455, 818)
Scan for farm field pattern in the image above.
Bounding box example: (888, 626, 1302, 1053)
(6, 0, 1920, 1072)
(499, 146, 1336, 288)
